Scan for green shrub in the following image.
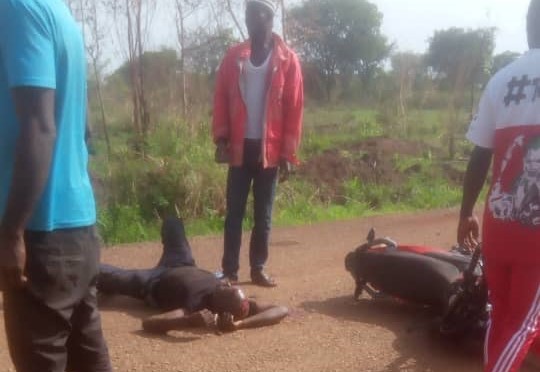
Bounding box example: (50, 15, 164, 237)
(89, 106, 474, 245)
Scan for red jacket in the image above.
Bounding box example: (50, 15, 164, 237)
(212, 34, 304, 168)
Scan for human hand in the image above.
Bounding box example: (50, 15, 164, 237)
(217, 312, 240, 333)
(0, 226, 27, 291)
(215, 139, 229, 164)
(192, 309, 217, 328)
(279, 158, 291, 183)
(457, 216, 480, 251)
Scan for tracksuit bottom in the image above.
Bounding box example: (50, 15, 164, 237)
(483, 253, 539, 372)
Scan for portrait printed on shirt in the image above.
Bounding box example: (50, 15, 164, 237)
(489, 134, 540, 227)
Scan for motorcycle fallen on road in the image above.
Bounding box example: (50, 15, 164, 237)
(345, 229, 489, 338)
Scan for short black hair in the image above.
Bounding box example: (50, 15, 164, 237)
(528, 0, 540, 48)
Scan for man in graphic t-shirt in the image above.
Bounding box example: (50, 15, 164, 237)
(458, 1, 540, 371)
(212, 0, 304, 287)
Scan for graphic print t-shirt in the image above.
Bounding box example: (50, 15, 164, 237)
(467, 49, 540, 264)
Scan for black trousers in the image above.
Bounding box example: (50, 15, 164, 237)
(97, 218, 196, 306)
(2, 226, 112, 372)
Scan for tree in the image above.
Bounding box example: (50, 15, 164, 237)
(280, 0, 287, 42)
(65, 0, 111, 158)
(210, 0, 246, 41)
(185, 28, 237, 77)
(106, 0, 155, 152)
(390, 52, 425, 131)
(175, 0, 203, 121)
(108, 49, 179, 119)
(426, 28, 495, 99)
(85, 0, 112, 159)
(288, 0, 390, 101)
(492, 51, 521, 75)
(426, 27, 495, 158)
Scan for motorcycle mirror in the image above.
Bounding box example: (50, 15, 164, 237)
(366, 228, 375, 243)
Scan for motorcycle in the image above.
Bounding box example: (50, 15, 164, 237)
(345, 228, 489, 338)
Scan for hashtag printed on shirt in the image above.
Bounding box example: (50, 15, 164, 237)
(468, 50, 540, 150)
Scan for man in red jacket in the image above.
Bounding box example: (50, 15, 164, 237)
(213, 0, 303, 287)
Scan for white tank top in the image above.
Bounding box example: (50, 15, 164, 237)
(244, 52, 272, 140)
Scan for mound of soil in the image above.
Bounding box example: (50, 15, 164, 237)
(298, 137, 448, 202)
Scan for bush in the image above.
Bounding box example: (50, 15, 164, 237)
(97, 204, 159, 245)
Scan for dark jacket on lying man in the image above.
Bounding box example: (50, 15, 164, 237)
(97, 217, 288, 333)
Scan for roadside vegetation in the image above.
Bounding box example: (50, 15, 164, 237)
(67, 0, 510, 244)
(91, 106, 475, 245)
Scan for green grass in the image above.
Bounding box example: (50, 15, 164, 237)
(302, 107, 381, 156)
(91, 106, 476, 245)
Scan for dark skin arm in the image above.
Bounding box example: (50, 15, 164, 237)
(143, 303, 288, 334)
(219, 301, 289, 332)
(457, 145, 493, 249)
(142, 308, 217, 334)
(0, 88, 56, 290)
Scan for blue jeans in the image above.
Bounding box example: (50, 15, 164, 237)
(222, 140, 279, 276)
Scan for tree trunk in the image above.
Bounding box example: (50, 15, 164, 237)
(93, 62, 111, 159)
(225, 0, 246, 40)
(135, 0, 150, 139)
(175, 0, 189, 125)
(280, 0, 287, 42)
(87, 0, 111, 159)
(125, 0, 142, 138)
(325, 75, 333, 103)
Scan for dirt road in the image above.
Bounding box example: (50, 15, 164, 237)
(0, 208, 537, 371)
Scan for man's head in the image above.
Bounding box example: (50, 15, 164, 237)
(524, 136, 540, 178)
(245, 0, 276, 42)
(211, 284, 250, 319)
(528, 0, 540, 48)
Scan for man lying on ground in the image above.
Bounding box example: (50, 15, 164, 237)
(97, 217, 288, 334)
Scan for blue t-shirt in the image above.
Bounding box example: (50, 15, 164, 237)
(0, 0, 96, 231)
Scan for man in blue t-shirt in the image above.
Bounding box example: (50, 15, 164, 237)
(0, 0, 112, 371)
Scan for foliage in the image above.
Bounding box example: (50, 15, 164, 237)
(185, 27, 238, 78)
(425, 27, 495, 158)
(391, 52, 426, 82)
(76, 2, 510, 244)
(288, 0, 391, 101)
(426, 27, 495, 89)
(98, 204, 160, 245)
(90, 105, 474, 244)
(90, 118, 227, 243)
(491, 51, 521, 75)
(301, 108, 381, 156)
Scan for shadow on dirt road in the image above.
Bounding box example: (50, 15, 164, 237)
(302, 295, 483, 371)
(98, 295, 216, 343)
(132, 330, 202, 344)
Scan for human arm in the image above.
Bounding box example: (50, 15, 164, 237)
(212, 52, 232, 162)
(142, 308, 217, 334)
(0, 88, 56, 290)
(280, 51, 304, 169)
(217, 302, 289, 332)
(457, 78, 496, 250)
(0, 3, 58, 290)
(279, 158, 292, 183)
(457, 146, 492, 249)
